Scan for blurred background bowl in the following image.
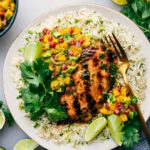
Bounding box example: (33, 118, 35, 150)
(0, 0, 18, 37)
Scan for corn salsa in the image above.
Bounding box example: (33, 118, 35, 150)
(0, 0, 15, 29)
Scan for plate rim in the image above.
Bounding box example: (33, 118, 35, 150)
(3, 3, 150, 150)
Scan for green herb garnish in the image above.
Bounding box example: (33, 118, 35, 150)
(85, 19, 93, 24)
(110, 63, 118, 76)
(19, 58, 68, 122)
(121, 117, 140, 148)
(99, 54, 105, 59)
(101, 64, 108, 71)
(121, 0, 150, 39)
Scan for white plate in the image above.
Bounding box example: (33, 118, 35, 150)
(3, 4, 150, 150)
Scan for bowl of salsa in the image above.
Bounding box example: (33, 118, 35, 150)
(0, 0, 18, 37)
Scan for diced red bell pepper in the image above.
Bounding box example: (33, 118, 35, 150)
(69, 28, 74, 34)
(43, 28, 50, 34)
(62, 64, 68, 70)
(58, 38, 64, 43)
(39, 36, 44, 42)
(0, 12, 5, 17)
(69, 40, 76, 45)
(114, 109, 120, 115)
(48, 36, 53, 42)
(50, 41, 56, 48)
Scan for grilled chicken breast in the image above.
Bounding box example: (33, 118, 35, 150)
(60, 41, 118, 122)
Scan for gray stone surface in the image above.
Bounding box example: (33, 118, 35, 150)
(0, 0, 149, 149)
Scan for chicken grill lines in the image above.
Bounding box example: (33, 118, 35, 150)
(60, 41, 117, 122)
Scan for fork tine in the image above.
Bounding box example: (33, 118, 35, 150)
(104, 36, 111, 47)
(108, 35, 122, 60)
(100, 38, 105, 44)
(112, 33, 128, 59)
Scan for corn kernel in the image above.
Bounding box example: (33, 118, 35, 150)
(66, 73, 71, 77)
(60, 42, 68, 49)
(73, 27, 81, 34)
(57, 77, 63, 81)
(53, 38, 58, 43)
(0, 20, 3, 29)
(76, 34, 83, 41)
(116, 95, 124, 102)
(82, 41, 90, 48)
(42, 51, 51, 57)
(44, 35, 49, 43)
(49, 65, 54, 71)
(57, 55, 66, 61)
(42, 43, 49, 50)
(99, 108, 113, 115)
(70, 45, 78, 56)
(55, 65, 61, 72)
(85, 36, 91, 42)
(120, 114, 128, 122)
(55, 44, 60, 49)
(64, 77, 70, 85)
(123, 96, 131, 104)
(51, 80, 59, 90)
(1, 0, 9, 9)
(10, 3, 15, 11)
(59, 28, 69, 35)
(5, 9, 13, 19)
(109, 103, 116, 111)
(121, 87, 127, 96)
(113, 88, 120, 97)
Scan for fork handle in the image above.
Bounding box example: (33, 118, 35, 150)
(122, 73, 150, 146)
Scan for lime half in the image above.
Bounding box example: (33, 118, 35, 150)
(24, 41, 43, 63)
(108, 115, 124, 146)
(85, 117, 107, 142)
(0, 146, 5, 150)
(0, 109, 5, 130)
(112, 0, 128, 5)
(14, 139, 38, 150)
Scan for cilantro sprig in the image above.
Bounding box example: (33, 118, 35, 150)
(19, 58, 68, 123)
(121, 117, 141, 148)
(121, 0, 150, 39)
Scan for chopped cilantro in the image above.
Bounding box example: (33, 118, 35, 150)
(75, 19, 80, 23)
(99, 54, 105, 59)
(85, 19, 93, 24)
(57, 19, 61, 23)
(101, 64, 108, 72)
(110, 63, 118, 76)
(69, 79, 75, 86)
(82, 71, 90, 80)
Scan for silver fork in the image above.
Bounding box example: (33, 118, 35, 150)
(105, 33, 150, 145)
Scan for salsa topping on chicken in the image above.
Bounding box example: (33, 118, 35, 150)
(38, 27, 118, 121)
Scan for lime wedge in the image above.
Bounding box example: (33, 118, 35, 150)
(85, 117, 107, 142)
(24, 41, 43, 63)
(14, 139, 38, 150)
(112, 0, 128, 5)
(0, 109, 5, 130)
(108, 115, 124, 146)
(0, 146, 5, 150)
